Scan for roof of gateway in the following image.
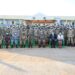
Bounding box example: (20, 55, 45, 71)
(0, 13, 75, 20)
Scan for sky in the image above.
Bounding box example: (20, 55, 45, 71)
(0, 0, 75, 16)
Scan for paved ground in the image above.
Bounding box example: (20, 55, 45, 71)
(0, 47, 75, 75)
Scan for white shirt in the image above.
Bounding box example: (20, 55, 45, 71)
(57, 34, 64, 40)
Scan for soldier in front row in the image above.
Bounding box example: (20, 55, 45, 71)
(0, 34, 3, 48)
(20, 32, 26, 48)
(4, 33, 11, 48)
(67, 27, 74, 46)
(20, 27, 27, 48)
(38, 29, 46, 47)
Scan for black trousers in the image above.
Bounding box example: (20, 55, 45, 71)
(38, 39, 45, 47)
(5, 41, 9, 48)
(51, 40, 56, 48)
(0, 44, 1, 48)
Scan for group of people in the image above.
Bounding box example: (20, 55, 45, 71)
(38, 30, 64, 48)
(0, 23, 75, 48)
(0, 29, 69, 48)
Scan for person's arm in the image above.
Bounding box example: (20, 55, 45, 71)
(55, 34, 57, 41)
(57, 35, 59, 40)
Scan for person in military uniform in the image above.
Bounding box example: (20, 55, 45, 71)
(38, 29, 46, 47)
(67, 27, 74, 46)
(0, 28, 3, 48)
(63, 26, 67, 46)
(72, 22, 75, 46)
(28, 26, 35, 48)
(55, 26, 60, 35)
(47, 27, 52, 46)
(4, 33, 11, 48)
(34, 27, 39, 46)
(10, 23, 20, 48)
(44, 26, 48, 46)
(20, 29, 26, 48)
(0, 34, 3, 48)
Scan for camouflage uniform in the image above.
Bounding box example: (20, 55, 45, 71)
(63, 27, 67, 46)
(20, 27, 26, 47)
(55, 27, 60, 35)
(73, 28, 75, 45)
(34, 28, 39, 45)
(38, 29, 46, 47)
(28, 27, 35, 47)
(0, 34, 3, 48)
(4, 33, 11, 48)
(67, 28, 74, 46)
(44, 28, 48, 45)
(0, 28, 3, 48)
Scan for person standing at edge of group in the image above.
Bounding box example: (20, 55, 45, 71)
(67, 27, 74, 46)
(0, 34, 3, 48)
(49, 30, 57, 48)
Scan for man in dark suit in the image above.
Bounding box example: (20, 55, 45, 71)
(49, 31, 57, 48)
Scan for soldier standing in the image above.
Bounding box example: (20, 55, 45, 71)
(4, 33, 11, 48)
(38, 29, 46, 47)
(20, 32, 26, 48)
(0, 28, 3, 48)
(0, 34, 3, 48)
(29, 26, 35, 48)
(11, 22, 20, 47)
(34, 26, 39, 46)
(67, 27, 74, 46)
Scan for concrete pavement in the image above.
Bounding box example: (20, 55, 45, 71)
(0, 47, 75, 75)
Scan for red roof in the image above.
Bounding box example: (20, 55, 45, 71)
(25, 20, 55, 23)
